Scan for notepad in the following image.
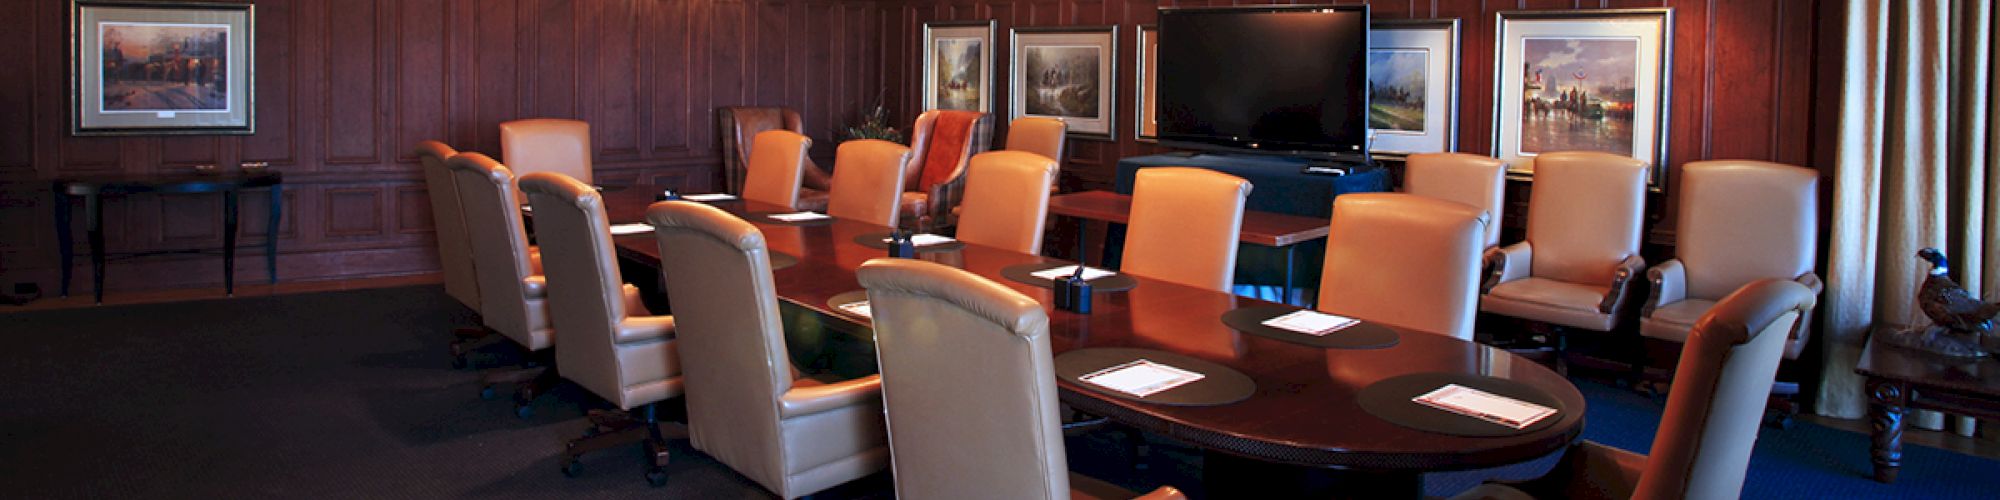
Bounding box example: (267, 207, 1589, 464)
(837, 300, 872, 318)
(1029, 265, 1115, 281)
(768, 212, 830, 222)
(519, 205, 533, 212)
(1079, 359, 1206, 398)
(882, 233, 956, 247)
(1260, 309, 1360, 336)
(682, 193, 737, 202)
(1413, 384, 1558, 430)
(608, 223, 654, 235)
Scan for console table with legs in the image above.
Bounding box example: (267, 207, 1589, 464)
(51, 171, 284, 304)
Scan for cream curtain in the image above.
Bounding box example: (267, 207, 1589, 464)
(1820, 0, 2000, 423)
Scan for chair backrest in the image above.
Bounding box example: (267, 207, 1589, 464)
(955, 151, 1057, 254)
(905, 109, 994, 192)
(1403, 153, 1508, 248)
(446, 153, 541, 343)
(718, 107, 806, 195)
(857, 258, 1068, 500)
(519, 172, 636, 406)
(826, 139, 914, 227)
(1675, 160, 1818, 300)
(1636, 278, 1815, 500)
(1317, 193, 1488, 340)
(1123, 167, 1252, 292)
(415, 141, 478, 311)
(645, 201, 792, 487)
(500, 118, 593, 187)
(1005, 117, 1067, 163)
(740, 130, 813, 209)
(1525, 152, 1648, 285)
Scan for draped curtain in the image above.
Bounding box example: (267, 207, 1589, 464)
(1820, 0, 2000, 426)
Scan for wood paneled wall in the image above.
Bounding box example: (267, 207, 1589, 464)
(0, 0, 896, 293)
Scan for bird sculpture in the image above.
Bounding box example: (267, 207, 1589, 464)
(1886, 248, 2000, 357)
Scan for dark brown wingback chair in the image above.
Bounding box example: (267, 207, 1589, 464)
(898, 109, 994, 230)
(718, 107, 834, 210)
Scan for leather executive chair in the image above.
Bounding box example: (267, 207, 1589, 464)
(898, 109, 994, 230)
(1481, 152, 1650, 334)
(954, 151, 1058, 254)
(718, 106, 834, 210)
(826, 139, 915, 228)
(1006, 117, 1067, 193)
(1122, 167, 1252, 293)
(1453, 278, 1817, 500)
(1318, 193, 1490, 341)
(1403, 152, 1509, 249)
(857, 258, 1186, 500)
(519, 172, 682, 486)
(646, 201, 889, 499)
(739, 130, 814, 209)
(500, 118, 593, 200)
(415, 141, 497, 363)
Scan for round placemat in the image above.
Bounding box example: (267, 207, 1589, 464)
(850, 232, 966, 252)
(749, 211, 834, 226)
(770, 251, 799, 271)
(1219, 305, 1399, 350)
(826, 290, 870, 319)
(999, 262, 1138, 292)
(1355, 372, 1568, 437)
(1054, 347, 1255, 407)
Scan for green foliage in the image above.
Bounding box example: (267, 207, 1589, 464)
(843, 102, 904, 144)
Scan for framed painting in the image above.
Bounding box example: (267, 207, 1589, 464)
(1134, 25, 1158, 142)
(72, 0, 254, 136)
(1492, 9, 1672, 184)
(1011, 26, 1117, 141)
(1367, 19, 1459, 155)
(922, 20, 996, 113)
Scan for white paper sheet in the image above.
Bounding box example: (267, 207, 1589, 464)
(768, 212, 830, 222)
(682, 193, 737, 201)
(1413, 384, 1558, 429)
(881, 233, 956, 247)
(608, 223, 654, 235)
(1079, 359, 1206, 398)
(837, 300, 872, 318)
(1260, 310, 1360, 336)
(519, 205, 533, 212)
(1030, 265, 1115, 281)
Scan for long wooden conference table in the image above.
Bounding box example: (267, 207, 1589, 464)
(592, 190, 1585, 498)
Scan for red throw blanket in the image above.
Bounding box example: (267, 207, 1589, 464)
(917, 110, 980, 192)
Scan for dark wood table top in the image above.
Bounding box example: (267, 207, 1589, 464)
(1858, 335, 2000, 397)
(1047, 190, 1332, 247)
(599, 190, 1586, 470)
(52, 170, 283, 195)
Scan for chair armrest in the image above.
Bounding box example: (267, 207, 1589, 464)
(1795, 271, 1824, 295)
(615, 315, 676, 344)
(522, 275, 547, 299)
(779, 374, 882, 419)
(924, 171, 968, 230)
(801, 157, 833, 191)
(1643, 259, 1686, 318)
(1788, 272, 1825, 345)
(1483, 242, 1533, 293)
(1600, 254, 1645, 314)
(620, 283, 650, 315)
(528, 247, 544, 275)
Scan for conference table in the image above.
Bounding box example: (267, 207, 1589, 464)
(592, 190, 1585, 498)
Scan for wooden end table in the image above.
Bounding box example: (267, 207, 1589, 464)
(1856, 333, 2000, 483)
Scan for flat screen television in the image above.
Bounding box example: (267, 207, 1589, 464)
(1156, 5, 1369, 160)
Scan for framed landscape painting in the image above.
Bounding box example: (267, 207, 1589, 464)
(1011, 26, 1117, 140)
(1134, 25, 1158, 141)
(1492, 9, 1671, 184)
(922, 20, 996, 113)
(72, 0, 254, 135)
(1367, 19, 1460, 155)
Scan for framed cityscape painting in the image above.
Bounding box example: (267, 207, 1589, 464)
(922, 20, 996, 113)
(1367, 19, 1460, 155)
(1011, 26, 1117, 140)
(72, 0, 255, 135)
(1492, 9, 1671, 184)
(1134, 25, 1158, 141)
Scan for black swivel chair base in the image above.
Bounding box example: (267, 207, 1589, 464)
(561, 403, 684, 487)
(448, 327, 497, 369)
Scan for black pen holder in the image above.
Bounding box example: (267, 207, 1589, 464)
(887, 230, 916, 258)
(1054, 274, 1093, 313)
(656, 189, 682, 202)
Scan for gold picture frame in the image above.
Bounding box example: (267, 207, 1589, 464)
(71, 0, 255, 136)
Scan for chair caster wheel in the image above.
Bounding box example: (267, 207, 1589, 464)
(479, 386, 499, 400)
(561, 459, 582, 478)
(516, 405, 534, 419)
(645, 468, 668, 487)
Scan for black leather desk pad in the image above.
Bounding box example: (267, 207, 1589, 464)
(1219, 305, 1400, 350)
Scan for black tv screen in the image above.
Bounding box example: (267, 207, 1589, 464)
(1157, 6, 1369, 158)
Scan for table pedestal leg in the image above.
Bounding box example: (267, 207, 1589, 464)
(1203, 452, 1421, 499)
(52, 186, 73, 298)
(1283, 244, 1297, 306)
(86, 193, 105, 305)
(1868, 378, 1906, 483)
(223, 191, 239, 296)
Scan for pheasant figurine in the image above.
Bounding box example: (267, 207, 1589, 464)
(1885, 248, 2000, 357)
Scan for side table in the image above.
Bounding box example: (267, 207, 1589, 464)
(1856, 333, 2000, 483)
(51, 171, 284, 304)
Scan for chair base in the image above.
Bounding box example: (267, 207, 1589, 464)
(448, 327, 500, 369)
(478, 362, 558, 418)
(561, 405, 685, 487)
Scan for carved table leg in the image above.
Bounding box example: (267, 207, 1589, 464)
(1867, 378, 1906, 483)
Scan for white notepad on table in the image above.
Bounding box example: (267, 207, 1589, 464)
(608, 223, 654, 235)
(1079, 359, 1206, 398)
(1261, 310, 1360, 336)
(768, 211, 830, 222)
(1413, 384, 1558, 429)
(882, 233, 956, 247)
(682, 193, 737, 202)
(1030, 265, 1115, 281)
(837, 300, 872, 318)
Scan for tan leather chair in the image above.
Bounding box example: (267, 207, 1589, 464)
(1122, 167, 1252, 292)
(645, 201, 888, 499)
(1318, 193, 1489, 340)
(1452, 279, 1817, 500)
(718, 107, 834, 210)
(857, 258, 1186, 500)
(1403, 153, 1509, 249)
(826, 139, 914, 228)
(740, 130, 813, 209)
(899, 109, 994, 229)
(500, 118, 593, 191)
(415, 141, 479, 313)
(1643, 160, 1821, 359)
(1481, 152, 1649, 332)
(518, 172, 680, 485)
(954, 151, 1057, 254)
(1006, 117, 1068, 189)
(447, 153, 560, 410)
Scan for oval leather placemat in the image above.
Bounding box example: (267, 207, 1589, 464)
(850, 232, 966, 252)
(998, 262, 1138, 292)
(770, 251, 799, 271)
(826, 290, 870, 319)
(1054, 347, 1255, 407)
(1355, 372, 1568, 437)
(1219, 305, 1400, 350)
(748, 211, 835, 226)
